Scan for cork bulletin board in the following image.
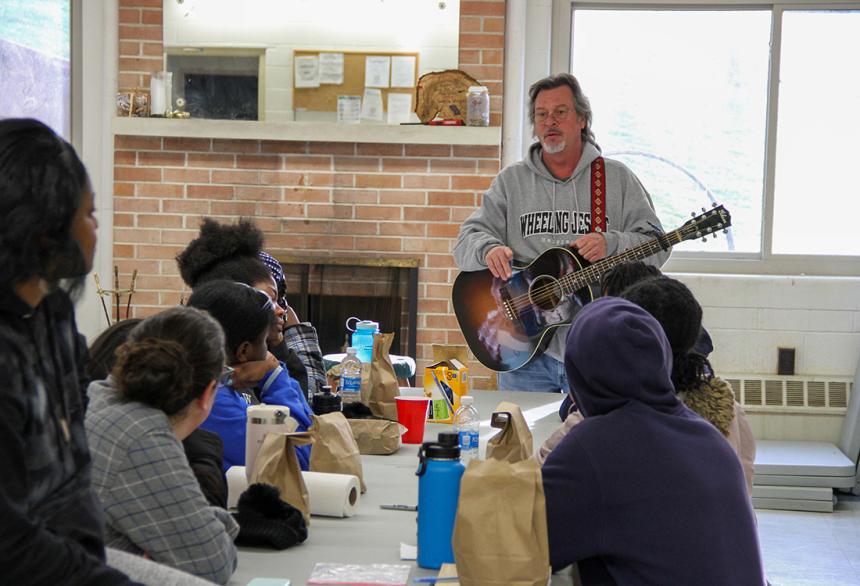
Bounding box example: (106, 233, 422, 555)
(293, 50, 420, 113)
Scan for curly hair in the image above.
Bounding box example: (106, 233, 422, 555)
(113, 306, 224, 417)
(0, 119, 90, 292)
(600, 261, 662, 297)
(176, 218, 271, 288)
(620, 276, 712, 391)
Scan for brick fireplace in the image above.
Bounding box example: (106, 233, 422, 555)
(113, 0, 507, 389)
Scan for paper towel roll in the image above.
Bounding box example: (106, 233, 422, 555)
(226, 466, 249, 509)
(302, 471, 360, 518)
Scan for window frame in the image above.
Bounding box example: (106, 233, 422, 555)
(554, 0, 860, 276)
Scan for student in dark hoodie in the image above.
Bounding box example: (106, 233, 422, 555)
(542, 297, 765, 585)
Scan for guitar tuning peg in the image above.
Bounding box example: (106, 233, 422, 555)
(691, 212, 696, 218)
(701, 207, 706, 212)
(701, 237, 707, 242)
(723, 228, 728, 234)
(712, 202, 718, 208)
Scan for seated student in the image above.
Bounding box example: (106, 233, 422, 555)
(558, 261, 710, 422)
(621, 276, 756, 494)
(176, 218, 326, 397)
(86, 318, 229, 508)
(187, 280, 314, 471)
(0, 118, 208, 585)
(542, 297, 765, 585)
(541, 276, 755, 494)
(85, 307, 239, 585)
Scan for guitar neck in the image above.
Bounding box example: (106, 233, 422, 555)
(561, 230, 682, 293)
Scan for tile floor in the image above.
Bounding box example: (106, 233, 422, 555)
(758, 495, 860, 585)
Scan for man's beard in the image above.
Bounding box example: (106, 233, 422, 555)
(542, 138, 566, 154)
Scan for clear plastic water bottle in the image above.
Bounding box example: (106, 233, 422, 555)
(339, 347, 362, 404)
(453, 396, 479, 464)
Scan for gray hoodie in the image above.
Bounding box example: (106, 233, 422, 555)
(453, 141, 669, 361)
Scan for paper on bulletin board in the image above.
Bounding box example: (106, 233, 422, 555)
(361, 88, 384, 122)
(365, 56, 391, 88)
(295, 55, 320, 88)
(337, 95, 362, 124)
(319, 52, 344, 85)
(390, 55, 416, 88)
(387, 93, 413, 124)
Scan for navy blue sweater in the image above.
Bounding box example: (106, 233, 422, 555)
(542, 298, 764, 585)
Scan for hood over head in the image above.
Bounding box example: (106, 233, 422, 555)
(565, 297, 679, 417)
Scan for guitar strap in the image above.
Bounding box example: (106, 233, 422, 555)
(590, 156, 606, 233)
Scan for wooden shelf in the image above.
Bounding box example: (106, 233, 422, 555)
(113, 117, 501, 146)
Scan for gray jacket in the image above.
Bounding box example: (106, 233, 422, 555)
(86, 377, 239, 584)
(454, 141, 669, 360)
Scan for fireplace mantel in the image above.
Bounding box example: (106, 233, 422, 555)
(113, 117, 501, 146)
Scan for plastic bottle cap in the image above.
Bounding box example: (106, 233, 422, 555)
(468, 86, 488, 93)
(460, 396, 473, 406)
(346, 347, 357, 355)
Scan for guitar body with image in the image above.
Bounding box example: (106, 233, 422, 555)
(452, 205, 732, 372)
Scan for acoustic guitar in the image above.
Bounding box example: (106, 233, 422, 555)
(452, 205, 731, 372)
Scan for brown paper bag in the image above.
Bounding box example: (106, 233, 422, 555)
(347, 418, 406, 455)
(452, 458, 550, 586)
(368, 333, 399, 420)
(485, 401, 533, 463)
(310, 412, 366, 493)
(250, 432, 314, 523)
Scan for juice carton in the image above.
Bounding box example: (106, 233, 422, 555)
(424, 359, 469, 424)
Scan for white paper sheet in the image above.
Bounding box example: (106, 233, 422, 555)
(364, 56, 391, 88)
(361, 88, 384, 122)
(295, 55, 320, 88)
(390, 55, 416, 88)
(386, 93, 413, 124)
(337, 95, 362, 124)
(319, 52, 344, 85)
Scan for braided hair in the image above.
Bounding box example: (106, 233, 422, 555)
(620, 276, 712, 391)
(600, 261, 662, 297)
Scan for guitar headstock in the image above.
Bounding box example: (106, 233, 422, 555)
(679, 204, 732, 243)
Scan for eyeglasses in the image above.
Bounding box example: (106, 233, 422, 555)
(534, 106, 573, 124)
(219, 365, 234, 386)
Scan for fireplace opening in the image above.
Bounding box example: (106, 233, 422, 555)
(279, 256, 418, 366)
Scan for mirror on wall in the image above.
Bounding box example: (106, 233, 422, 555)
(162, 0, 461, 122)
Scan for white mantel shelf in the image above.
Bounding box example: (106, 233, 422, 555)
(112, 117, 501, 146)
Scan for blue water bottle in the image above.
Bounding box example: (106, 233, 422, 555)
(346, 317, 379, 363)
(416, 432, 465, 569)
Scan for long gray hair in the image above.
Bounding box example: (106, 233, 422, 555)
(528, 73, 597, 146)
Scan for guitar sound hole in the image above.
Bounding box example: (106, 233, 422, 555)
(528, 275, 563, 310)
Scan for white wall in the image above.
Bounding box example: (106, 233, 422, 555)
(520, 2, 860, 383)
(163, 0, 460, 122)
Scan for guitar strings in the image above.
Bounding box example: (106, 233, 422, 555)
(503, 227, 692, 312)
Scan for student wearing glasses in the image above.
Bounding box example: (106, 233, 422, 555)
(187, 280, 314, 471)
(453, 73, 668, 393)
(85, 307, 239, 584)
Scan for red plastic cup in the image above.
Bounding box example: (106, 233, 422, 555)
(395, 396, 431, 444)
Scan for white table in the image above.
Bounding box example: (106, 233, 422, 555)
(228, 389, 565, 586)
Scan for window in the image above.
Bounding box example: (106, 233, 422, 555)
(0, 0, 71, 138)
(564, 2, 860, 274)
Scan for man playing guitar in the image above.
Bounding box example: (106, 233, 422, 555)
(453, 73, 669, 392)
